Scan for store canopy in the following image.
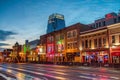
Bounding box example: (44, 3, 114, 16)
(111, 52, 120, 56)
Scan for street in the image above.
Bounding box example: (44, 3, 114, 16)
(0, 63, 120, 80)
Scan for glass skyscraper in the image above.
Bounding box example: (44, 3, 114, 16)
(47, 13, 65, 33)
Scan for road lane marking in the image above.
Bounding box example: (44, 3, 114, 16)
(49, 71, 68, 75)
(110, 76, 120, 79)
(79, 75, 96, 80)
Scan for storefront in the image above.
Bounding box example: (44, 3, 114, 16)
(110, 47, 120, 64)
(81, 50, 109, 64)
(46, 43, 55, 62)
(66, 52, 80, 62)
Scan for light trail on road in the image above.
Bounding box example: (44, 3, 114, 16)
(0, 63, 119, 80)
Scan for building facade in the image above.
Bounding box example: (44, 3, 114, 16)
(11, 42, 22, 62)
(79, 27, 109, 64)
(37, 12, 120, 65)
(88, 12, 120, 28)
(39, 35, 47, 62)
(41, 23, 91, 63)
(47, 13, 65, 33)
(65, 23, 91, 63)
(107, 23, 120, 64)
(54, 29, 65, 63)
(27, 39, 39, 62)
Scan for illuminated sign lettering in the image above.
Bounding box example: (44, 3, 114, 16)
(106, 14, 114, 20)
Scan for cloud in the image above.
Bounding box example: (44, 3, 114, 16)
(0, 43, 9, 46)
(0, 30, 17, 41)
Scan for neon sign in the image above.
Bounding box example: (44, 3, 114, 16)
(57, 40, 64, 52)
(47, 44, 54, 54)
(106, 14, 113, 20)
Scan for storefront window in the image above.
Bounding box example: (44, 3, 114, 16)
(85, 55, 89, 62)
(104, 55, 108, 63)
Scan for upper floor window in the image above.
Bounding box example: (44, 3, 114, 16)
(119, 35, 120, 43)
(103, 21, 106, 26)
(85, 40, 88, 48)
(99, 22, 101, 27)
(96, 23, 98, 28)
(112, 36, 115, 43)
(94, 39, 97, 47)
(73, 42, 77, 48)
(114, 18, 117, 23)
(103, 38, 106, 46)
(67, 32, 71, 38)
(118, 17, 120, 22)
(93, 24, 95, 28)
(67, 43, 70, 49)
(47, 36, 54, 43)
(98, 38, 102, 47)
(56, 35, 60, 41)
(89, 40, 91, 48)
(60, 34, 64, 39)
(82, 41, 84, 49)
(70, 43, 72, 49)
(73, 30, 77, 37)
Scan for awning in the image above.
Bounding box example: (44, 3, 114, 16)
(111, 52, 120, 56)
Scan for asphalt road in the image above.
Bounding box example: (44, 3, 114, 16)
(0, 63, 120, 80)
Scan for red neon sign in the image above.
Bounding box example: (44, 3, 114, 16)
(106, 14, 113, 20)
(47, 43, 54, 54)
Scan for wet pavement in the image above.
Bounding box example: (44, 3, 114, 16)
(0, 76, 6, 80)
(0, 63, 120, 80)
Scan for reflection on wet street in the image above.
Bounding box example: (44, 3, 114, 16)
(0, 67, 39, 80)
(0, 63, 120, 80)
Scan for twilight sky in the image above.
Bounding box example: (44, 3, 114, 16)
(0, 0, 120, 50)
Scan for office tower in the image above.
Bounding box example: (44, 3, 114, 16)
(47, 13, 65, 33)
